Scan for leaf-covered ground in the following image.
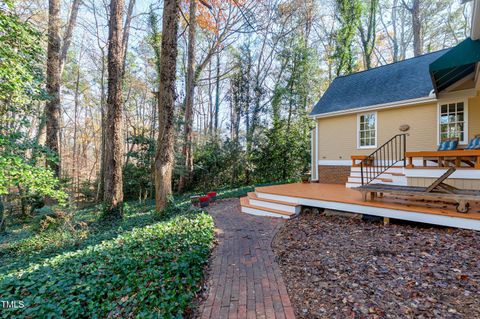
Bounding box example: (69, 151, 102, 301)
(0, 201, 215, 318)
(272, 211, 480, 318)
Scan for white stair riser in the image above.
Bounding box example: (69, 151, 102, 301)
(351, 166, 404, 174)
(349, 171, 404, 178)
(249, 199, 300, 214)
(241, 206, 291, 219)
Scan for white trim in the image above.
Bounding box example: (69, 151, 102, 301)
(315, 121, 319, 180)
(310, 129, 315, 180)
(241, 206, 291, 219)
(256, 192, 480, 231)
(475, 63, 480, 89)
(309, 96, 436, 119)
(249, 198, 300, 214)
(318, 160, 352, 166)
(436, 99, 469, 145)
(357, 111, 377, 149)
(405, 168, 480, 179)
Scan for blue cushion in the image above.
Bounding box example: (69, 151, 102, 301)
(438, 140, 458, 151)
(466, 137, 480, 150)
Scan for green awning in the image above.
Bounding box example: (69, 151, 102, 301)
(429, 37, 480, 93)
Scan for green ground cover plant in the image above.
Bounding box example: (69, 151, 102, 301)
(0, 202, 214, 318)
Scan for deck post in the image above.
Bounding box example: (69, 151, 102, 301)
(407, 156, 414, 168)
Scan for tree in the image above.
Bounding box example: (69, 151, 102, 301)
(103, 0, 125, 217)
(0, 2, 66, 230)
(334, 0, 362, 75)
(178, 0, 198, 192)
(402, 0, 423, 56)
(154, 0, 180, 212)
(358, 0, 378, 69)
(45, 0, 61, 178)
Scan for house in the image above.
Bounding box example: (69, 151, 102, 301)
(309, 38, 480, 189)
(239, 0, 480, 230)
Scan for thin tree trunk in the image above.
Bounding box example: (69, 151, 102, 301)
(97, 56, 107, 201)
(103, 0, 125, 217)
(178, 0, 197, 192)
(214, 51, 220, 134)
(46, 0, 61, 178)
(60, 0, 82, 74)
(73, 62, 80, 196)
(154, 0, 179, 212)
(122, 0, 136, 74)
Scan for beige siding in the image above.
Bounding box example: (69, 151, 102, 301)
(469, 93, 480, 138)
(408, 177, 480, 190)
(317, 90, 480, 161)
(317, 102, 438, 160)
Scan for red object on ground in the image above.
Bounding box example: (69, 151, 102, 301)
(207, 191, 217, 197)
(199, 196, 210, 203)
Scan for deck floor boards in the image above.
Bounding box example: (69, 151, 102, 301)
(256, 183, 480, 221)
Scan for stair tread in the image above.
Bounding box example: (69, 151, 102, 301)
(248, 192, 299, 206)
(240, 197, 295, 216)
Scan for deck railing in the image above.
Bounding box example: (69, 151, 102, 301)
(360, 134, 407, 185)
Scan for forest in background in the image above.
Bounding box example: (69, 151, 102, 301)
(0, 0, 473, 223)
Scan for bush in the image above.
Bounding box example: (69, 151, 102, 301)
(0, 211, 214, 318)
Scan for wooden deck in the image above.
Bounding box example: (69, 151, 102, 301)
(252, 183, 480, 230)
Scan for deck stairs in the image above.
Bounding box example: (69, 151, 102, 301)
(240, 192, 301, 219)
(347, 133, 408, 188)
(346, 166, 407, 188)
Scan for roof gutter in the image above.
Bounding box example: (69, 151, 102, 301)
(308, 95, 437, 119)
(472, 0, 480, 40)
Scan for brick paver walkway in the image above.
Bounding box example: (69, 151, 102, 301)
(198, 199, 295, 319)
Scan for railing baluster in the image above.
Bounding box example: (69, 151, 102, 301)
(358, 134, 407, 186)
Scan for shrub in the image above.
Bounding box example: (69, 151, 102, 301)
(0, 211, 214, 318)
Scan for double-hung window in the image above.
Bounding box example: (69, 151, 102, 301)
(358, 112, 377, 148)
(439, 101, 467, 144)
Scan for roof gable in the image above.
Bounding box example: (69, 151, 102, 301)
(310, 50, 448, 116)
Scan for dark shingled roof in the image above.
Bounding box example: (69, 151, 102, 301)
(310, 49, 449, 116)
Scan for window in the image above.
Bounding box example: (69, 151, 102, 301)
(358, 112, 377, 148)
(439, 101, 467, 144)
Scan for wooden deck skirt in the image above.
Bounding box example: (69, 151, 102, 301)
(254, 183, 480, 230)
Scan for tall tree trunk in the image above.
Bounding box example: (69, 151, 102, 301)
(73, 62, 81, 195)
(39, 0, 82, 149)
(122, 0, 136, 74)
(214, 51, 220, 134)
(358, 0, 378, 69)
(97, 55, 107, 202)
(60, 0, 82, 74)
(403, 0, 422, 56)
(411, 0, 422, 56)
(154, 0, 179, 212)
(103, 0, 125, 217)
(178, 0, 197, 192)
(46, 0, 61, 178)
(208, 61, 213, 134)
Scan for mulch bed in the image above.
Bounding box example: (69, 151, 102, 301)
(272, 211, 480, 318)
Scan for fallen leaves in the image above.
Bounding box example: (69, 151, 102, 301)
(272, 211, 480, 318)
